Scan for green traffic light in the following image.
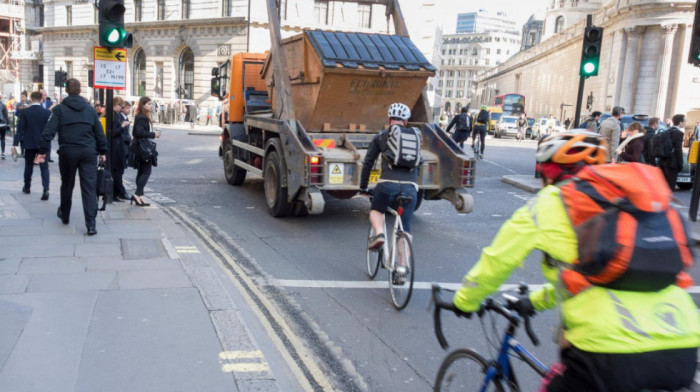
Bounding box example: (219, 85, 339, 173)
(583, 62, 596, 75)
(105, 28, 121, 44)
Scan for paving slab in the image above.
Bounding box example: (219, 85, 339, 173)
(18, 257, 86, 274)
(74, 242, 123, 257)
(117, 269, 192, 290)
(0, 257, 21, 275)
(0, 275, 31, 294)
(73, 288, 235, 392)
(0, 292, 98, 392)
(86, 257, 181, 271)
(0, 300, 32, 372)
(27, 271, 118, 292)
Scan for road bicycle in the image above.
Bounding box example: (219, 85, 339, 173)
(366, 194, 415, 310)
(430, 284, 548, 391)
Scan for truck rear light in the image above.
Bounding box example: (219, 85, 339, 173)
(306, 155, 324, 185)
(461, 160, 476, 187)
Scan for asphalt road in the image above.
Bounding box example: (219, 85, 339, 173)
(123, 129, 700, 391)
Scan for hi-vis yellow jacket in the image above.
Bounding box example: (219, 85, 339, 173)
(454, 184, 700, 353)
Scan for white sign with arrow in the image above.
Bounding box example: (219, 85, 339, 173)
(93, 46, 127, 90)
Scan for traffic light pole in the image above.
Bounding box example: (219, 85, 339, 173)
(104, 89, 114, 205)
(574, 15, 593, 128)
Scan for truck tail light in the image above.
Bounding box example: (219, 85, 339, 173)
(306, 155, 323, 185)
(461, 159, 475, 187)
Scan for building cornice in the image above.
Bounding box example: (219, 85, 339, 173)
(29, 16, 247, 35)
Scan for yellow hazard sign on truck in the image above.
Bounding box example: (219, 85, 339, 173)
(329, 163, 344, 184)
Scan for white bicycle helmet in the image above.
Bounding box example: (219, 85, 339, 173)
(388, 103, 411, 121)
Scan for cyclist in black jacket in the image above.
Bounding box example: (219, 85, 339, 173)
(445, 106, 472, 148)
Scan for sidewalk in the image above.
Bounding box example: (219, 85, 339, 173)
(502, 174, 700, 244)
(154, 121, 221, 136)
(0, 167, 295, 391)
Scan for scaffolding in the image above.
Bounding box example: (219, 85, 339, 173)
(0, 0, 25, 85)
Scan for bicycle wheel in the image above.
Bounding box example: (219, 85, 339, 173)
(434, 349, 505, 392)
(389, 231, 414, 310)
(366, 225, 381, 279)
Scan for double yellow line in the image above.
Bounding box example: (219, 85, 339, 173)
(166, 207, 334, 391)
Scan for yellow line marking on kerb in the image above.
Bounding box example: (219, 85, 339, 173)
(219, 350, 263, 360)
(169, 207, 332, 391)
(221, 363, 270, 373)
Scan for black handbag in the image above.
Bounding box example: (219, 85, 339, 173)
(96, 162, 113, 196)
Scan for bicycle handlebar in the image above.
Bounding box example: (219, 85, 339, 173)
(430, 284, 539, 350)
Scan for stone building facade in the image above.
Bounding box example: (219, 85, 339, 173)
(17, 0, 401, 115)
(474, 0, 700, 122)
(438, 31, 521, 114)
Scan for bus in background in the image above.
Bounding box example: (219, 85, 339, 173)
(493, 93, 525, 116)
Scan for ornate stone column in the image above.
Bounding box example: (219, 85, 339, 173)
(655, 24, 678, 119)
(619, 26, 645, 112)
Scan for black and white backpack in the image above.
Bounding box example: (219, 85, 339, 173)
(384, 125, 421, 169)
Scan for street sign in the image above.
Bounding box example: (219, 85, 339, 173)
(93, 46, 127, 90)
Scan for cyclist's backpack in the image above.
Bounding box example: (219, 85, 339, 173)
(652, 129, 674, 159)
(477, 110, 489, 125)
(384, 125, 421, 169)
(457, 113, 471, 131)
(558, 163, 693, 294)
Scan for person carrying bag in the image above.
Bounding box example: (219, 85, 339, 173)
(129, 96, 161, 206)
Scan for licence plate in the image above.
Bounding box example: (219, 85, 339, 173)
(677, 176, 691, 183)
(369, 170, 381, 184)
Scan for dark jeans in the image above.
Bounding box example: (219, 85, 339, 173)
(135, 163, 152, 196)
(370, 181, 418, 233)
(545, 346, 697, 392)
(0, 127, 6, 153)
(58, 147, 98, 229)
(452, 129, 471, 148)
(472, 126, 486, 154)
(23, 149, 50, 191)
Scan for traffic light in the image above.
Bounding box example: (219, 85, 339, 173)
(98, 0, 132, 48)
(54, 70, 67, 87)
(689, 1, 700, 66)
(579, 26, 603, 77)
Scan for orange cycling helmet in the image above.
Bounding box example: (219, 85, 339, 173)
(536, 130, 607, 165)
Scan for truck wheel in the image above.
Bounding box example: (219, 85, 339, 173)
(223, 142, 246, 186)
(264, 150, 293, 217)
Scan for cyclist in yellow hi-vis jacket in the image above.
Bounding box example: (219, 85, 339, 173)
(453, 130, 700, 392)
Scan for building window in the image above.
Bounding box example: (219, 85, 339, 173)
(133, 49, 147, 96)
(471, 48, 478, 56)
(178, 47, 195, 99)
(314, 1, 328, 25)
(65, 61, 73, 78)
(182, 0, 190, 19)
(485, 59, 490, 65)
(66, 6, 72, 26)
(446, 80, 454, 88)
(555, 16, 564, 33)
(39, 5, 44, 27)
(358, 4, 371, 28)
(222, 0, 232, 17)
(135, 0, 142, 21)
(448, 70, 454, 77)
(438, 80, 443, 87)
(446, 90, 453, 98)
(456, 91, 464, 98)
(497, 49, 501, 54)
(157, 0, 166, 21)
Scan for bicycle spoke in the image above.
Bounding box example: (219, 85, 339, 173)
(435, 349, 504, 392)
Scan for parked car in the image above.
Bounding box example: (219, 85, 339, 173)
(494, 115, 519, 138)
(488, 111, 503, 135)
(598, 113, 668, 132)
(677, 149, 694, 190)
(532, 117, 566, 137)
(525, 117, 536, 138)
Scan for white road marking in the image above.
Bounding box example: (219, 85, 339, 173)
(219, 350, 263, 360)
(221, 363, 270, 373)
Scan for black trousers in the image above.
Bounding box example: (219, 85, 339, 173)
(23, 149, 50, 191)
(545, 346, 697, 392)
(472, 127, 487, 154)
(58, 146, 98, 228)
(661, 164, 680, 191)
(135, 163, 152, 196)
(452, 129, 471, 148)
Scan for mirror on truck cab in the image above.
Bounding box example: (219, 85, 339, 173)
(211, 77, 221, 99)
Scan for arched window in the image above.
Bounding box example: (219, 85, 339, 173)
(554, 16, 564, 33)
(132, 49, 146, 96)
(178, 47, 194, 99)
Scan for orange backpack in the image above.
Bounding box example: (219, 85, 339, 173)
(558, 163, 693, 295)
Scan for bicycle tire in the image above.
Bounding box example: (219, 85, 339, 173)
(366, 225, 381, 279)
(389, 231, 414, 310)
(434, 349, 505, 392)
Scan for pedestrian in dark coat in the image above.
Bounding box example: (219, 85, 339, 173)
(130, 96, 161, 206)
(658, 114, 687, 190)
(35, 79, 107, 235)
(642, 117, 660, 166)
(0, 96, 9, 159)
(12, 91, 51, 199)
(110, 97, 131, 201)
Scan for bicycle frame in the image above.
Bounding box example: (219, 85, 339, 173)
(381, 206, 404, 271)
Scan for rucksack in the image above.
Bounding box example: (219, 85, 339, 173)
(652, 130, 673, 159)
(457, 113, 471, 131)
(384, 125, 421, 169)
(558, 163, 693, 294)
(477, 110, 489, 125)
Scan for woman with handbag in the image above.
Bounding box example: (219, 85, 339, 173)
(131, 96, 161, 206)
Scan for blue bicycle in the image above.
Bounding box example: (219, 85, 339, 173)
(431, 284, 549, 392)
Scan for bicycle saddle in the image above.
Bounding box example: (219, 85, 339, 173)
(395, 195, 414, 205)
